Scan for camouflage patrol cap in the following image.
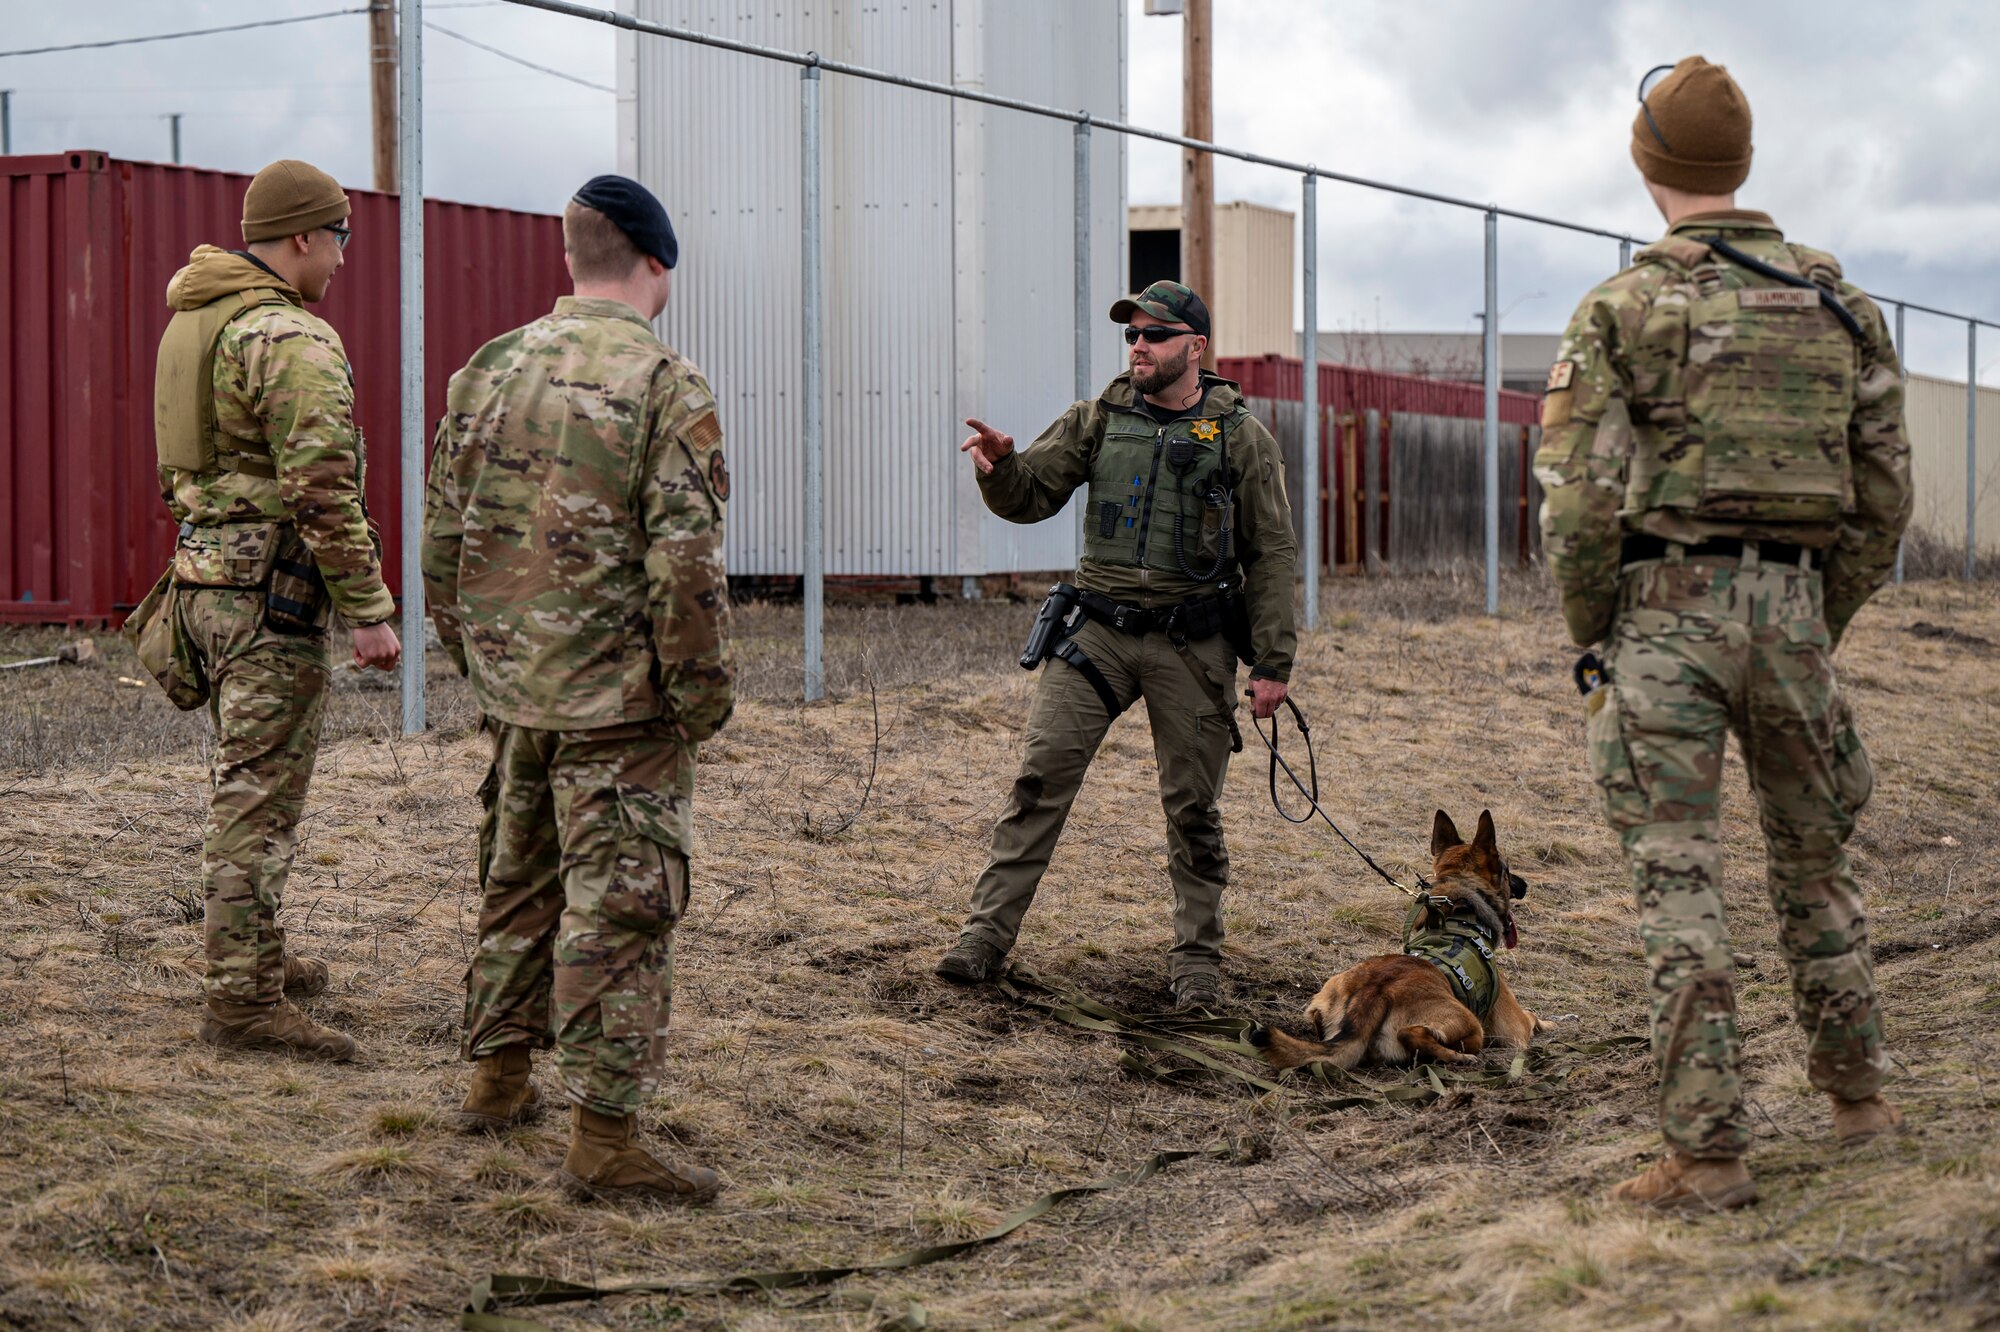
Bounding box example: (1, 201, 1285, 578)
(1110, 280, 1211, 338)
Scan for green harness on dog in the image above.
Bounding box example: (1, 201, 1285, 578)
(1400, 894, 1500, 1022)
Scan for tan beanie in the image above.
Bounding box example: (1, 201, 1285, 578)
(241, 159, 351, 243)
(1630, 56, 1753, 194)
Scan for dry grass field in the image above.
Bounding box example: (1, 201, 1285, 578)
(1, 574, 1996, 1331)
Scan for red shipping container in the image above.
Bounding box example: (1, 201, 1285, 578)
(1, 150, 569, 624)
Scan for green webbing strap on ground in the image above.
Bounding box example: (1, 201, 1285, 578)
(463, 1138, 1247, 1330)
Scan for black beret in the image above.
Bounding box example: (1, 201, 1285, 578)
(572, 174, 678, 270)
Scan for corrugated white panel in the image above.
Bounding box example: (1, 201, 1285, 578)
(623, 0, 1127, 576)
(1905, 373, 2000, 554)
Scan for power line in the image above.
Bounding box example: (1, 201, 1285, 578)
(424, 19, 613, 92)
(0, 8, 371, 60)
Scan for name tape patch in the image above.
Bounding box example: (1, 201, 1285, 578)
(1738, 288, 1821, 310)
(1546, 360, 1576, 392)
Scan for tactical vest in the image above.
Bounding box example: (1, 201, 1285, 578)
(1402, 898, 1499, 1020)
(1082, 396, 1247, 582)
(1623, 235, 1860, 526)
(153, 287, 293, 479)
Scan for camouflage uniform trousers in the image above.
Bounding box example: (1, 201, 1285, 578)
(1588, 552, 1887, 1158)
(178, 587, 330, 1005)
(961, 620, 1238, 981)
(461, 717, 691, 1118)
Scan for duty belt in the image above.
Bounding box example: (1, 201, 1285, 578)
(1621, 535, 1822, 570)
(1075, 587, 1236, 641)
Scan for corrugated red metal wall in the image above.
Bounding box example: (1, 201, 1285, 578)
(1218, 354, 1544, 571)
(1218, 353, 1543, 424)
(1, 150, 568, 623)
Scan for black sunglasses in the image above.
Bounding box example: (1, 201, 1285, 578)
(323, 223, 352, 250)
(1124, 325, 1194, 345)
(1638, 64, 1675, 151)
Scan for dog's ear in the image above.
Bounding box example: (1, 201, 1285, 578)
(1473, 810, 1498, 859)
(1431, 809, 1463, 857)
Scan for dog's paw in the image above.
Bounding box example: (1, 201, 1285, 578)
(1246, 1023, 1273, 1050)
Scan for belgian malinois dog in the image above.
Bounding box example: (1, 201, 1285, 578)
(1251, 810, 1542, 1071)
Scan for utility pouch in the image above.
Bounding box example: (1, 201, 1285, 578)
(123, 566, 209, 711)
(173, 520, 282, 589)
(264, 525, 332, 636)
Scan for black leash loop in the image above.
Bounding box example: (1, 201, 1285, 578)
(1247, 693, 1431, 896)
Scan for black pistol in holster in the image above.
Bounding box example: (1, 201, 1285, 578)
(1018, 581, 1124, 719)
(1018, 582, 1081, 669)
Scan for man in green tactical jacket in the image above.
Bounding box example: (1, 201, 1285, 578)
(936, 281, 1299, 1011)
(1537, 57, 1911, 1213)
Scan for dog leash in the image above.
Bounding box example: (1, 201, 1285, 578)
(1247, 693, 1433, 898)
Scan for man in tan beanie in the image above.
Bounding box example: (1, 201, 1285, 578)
(1534, 57, 1912, 1211)
(139, 157, 401, 1059)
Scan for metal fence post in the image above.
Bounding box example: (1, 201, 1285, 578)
(1618, 237, 1631, 269)
(1969, 322, 1979, 582)
(1363, 407, 1381, 574)
(1894, 302, 1906, 584)
(1483, 208, 1499, 615)
(801, 60, 825, 699)
(398, 0, 426, 733)
(1073, 117, 1091, 560)
(1301, 170, 1319, 629)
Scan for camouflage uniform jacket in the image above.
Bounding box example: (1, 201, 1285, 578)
(422, 295, 734, 746)
(1534, 211, 1912, 647)
(158, 245, 395, 625)
(977, 372, 1299, 681)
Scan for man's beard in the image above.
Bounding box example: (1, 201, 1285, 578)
(1131, 343, 1192, 396)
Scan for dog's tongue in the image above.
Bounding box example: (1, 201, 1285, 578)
(1503, 914, 1518, 950)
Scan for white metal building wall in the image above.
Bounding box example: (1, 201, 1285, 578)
(619, 0, 1126, 577)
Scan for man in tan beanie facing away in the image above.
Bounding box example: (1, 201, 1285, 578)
(139, 158, 401, 1059)
(1535, 57, 1912, 1211)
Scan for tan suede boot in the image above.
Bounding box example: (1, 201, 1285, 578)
(282, 954, 330, 998)
(455, 1047, 542, 1133)
(1831, 1093, 1905, 1145)
(1609, 1149, 1756, 1213)
(198, 999, 357, 1061)
(559, 1104, 721, 1205)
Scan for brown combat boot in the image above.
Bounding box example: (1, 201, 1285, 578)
(1831, 1093, 1905, 1146)
(282, 954, 330, 998)
(455, 1047, 542, 1133)
(559, 1104, 722, 1205)
(198, 998, 357, 1062)
(1609, 1149, 1756, 1213)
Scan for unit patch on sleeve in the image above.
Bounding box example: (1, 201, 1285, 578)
(1546, 360, 1576, 393)
(708, 451, 731, 502)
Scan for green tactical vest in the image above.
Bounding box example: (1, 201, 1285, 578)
(1082, 391, 1248, 582)
(153, 287, 293, 479)
(1624, 234, 1860, 527)
(1402, 897, 1499, 1020)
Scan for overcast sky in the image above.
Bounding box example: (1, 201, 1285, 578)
(7, 0, 1997, 383)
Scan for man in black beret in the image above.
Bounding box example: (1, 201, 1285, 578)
(422, 173, 734, 1205)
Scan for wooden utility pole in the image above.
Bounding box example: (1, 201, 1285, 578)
(370, 2, 399, 191)
(1182, 0, 1214, 368)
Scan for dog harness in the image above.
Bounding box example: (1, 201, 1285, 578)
(1400, 895, 1500, 1022)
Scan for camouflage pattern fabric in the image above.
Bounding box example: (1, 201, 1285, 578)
(422, 295, 733, 750)
(1588, 538, 1888, 1154)
(175, 588, 331, 1004)
(426, 294, 732, 1116)
(1535, 212, 1911, 649)
(959, 618, 1238, 982)
(159, 246, 394, 626)
(976, 371, 1298, 681)
(461, 719, 690, 1117)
